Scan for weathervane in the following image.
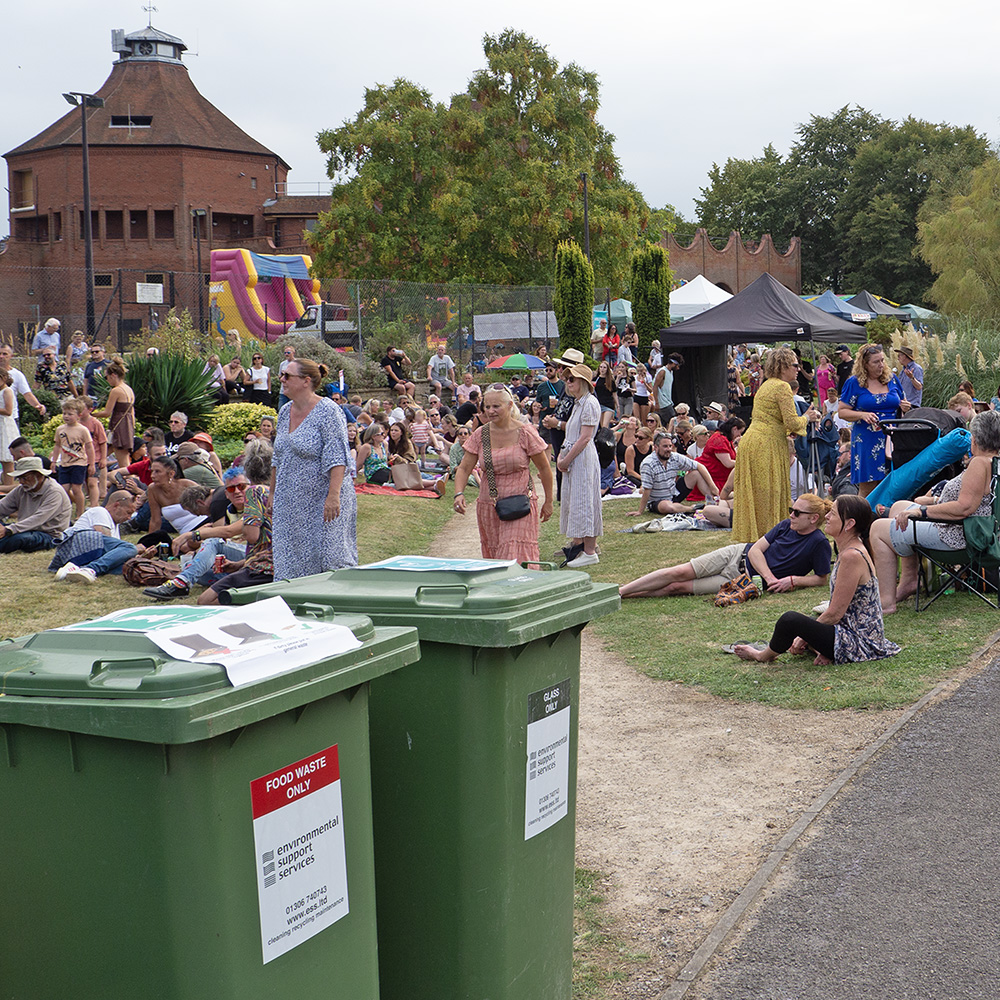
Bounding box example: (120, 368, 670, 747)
(143, 3, 158, 26)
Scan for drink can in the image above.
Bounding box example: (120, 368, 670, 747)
(213, 555, 226, 574)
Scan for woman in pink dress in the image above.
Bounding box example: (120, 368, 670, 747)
(815, 354, 837, 400)
(453, 384, 554, 562)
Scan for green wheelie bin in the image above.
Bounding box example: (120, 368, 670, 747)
(0, 602, 419, 1000)
(227, 556, 620, 1000)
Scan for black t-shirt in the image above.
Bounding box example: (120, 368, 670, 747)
(83, 359, 107, 390)
(455, 400, 480, 425)
(836, 359, 854, 392)
(511, 384, 530, 402)
(164, 430, 194, 456)
(209, 486, 234, 524)
(381, 354, 406, 386)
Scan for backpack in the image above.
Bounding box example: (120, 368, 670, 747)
(122, 556, 181, 588)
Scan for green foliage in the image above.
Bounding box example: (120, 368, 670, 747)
(643, 203, 690, 242)
(865, 314, 903, 350)
(629, 244, 672, 342)
(695, 144, 798, 247)
(38, 414, 65, 453)
(311, 31, 647, 291)
(129, 307, 207, 360)
(18, 386, 60, 428)
(917, 320, 1000, 408)
(693, 105, 991, 299)
(919, 157, 1000, 317)
(94, 353, 216, 431)
(552, 240, 595, 357)
(837, 118, 991, 302)
(206, 402, 278, 441)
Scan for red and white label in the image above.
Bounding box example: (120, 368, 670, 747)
(251, 745, 350, 963)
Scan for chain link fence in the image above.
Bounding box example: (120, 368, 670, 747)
(0, 264, 207, 354)
(0, 263, 622, 368)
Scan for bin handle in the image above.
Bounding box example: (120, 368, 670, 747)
(89, 658, 161, 690)
(292, 602, 338, 621)
(413, 584, 469, 608)
(520, 560, 557, 571)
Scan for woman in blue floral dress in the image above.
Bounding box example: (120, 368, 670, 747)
(271, 358, 357, 579)
(734, 496, 900, 666)
(838, 344, 910, 496)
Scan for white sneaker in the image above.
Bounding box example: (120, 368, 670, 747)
(566, 551, 599, 568)
(65, 565, 97, 585)
(812, 600, 830, 614)
(55, 562, 79, 581)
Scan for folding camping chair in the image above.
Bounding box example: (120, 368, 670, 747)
(913, 456, 1000, 611)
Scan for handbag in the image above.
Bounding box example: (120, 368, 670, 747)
(964, 457, 1000, 563)
(482, 424, 532, 521)
(713, 571, 761, 607)
(391, 462, 424, 491)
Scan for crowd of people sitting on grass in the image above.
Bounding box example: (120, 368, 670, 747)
(1, 327, 996, 669)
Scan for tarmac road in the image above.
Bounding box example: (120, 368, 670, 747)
(694, 659, 1000, 1000)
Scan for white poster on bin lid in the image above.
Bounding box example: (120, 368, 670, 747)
(55, 597, 361, 687)
(251, 745, 350, 963)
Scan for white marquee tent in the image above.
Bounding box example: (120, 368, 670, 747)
(669, 274, 733, 322)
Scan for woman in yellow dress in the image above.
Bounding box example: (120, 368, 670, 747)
(732, 347, 820, 542)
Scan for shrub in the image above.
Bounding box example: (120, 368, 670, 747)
(207, 402, 278, 440)
(630, 243, 673, 344)
(916, 318, 1000, 408)
(39, 414, 65, 453)
(94, 352, 216, 431)
(553, 240, 594, 359)
(128, 307, 209, 360)
(18, 387, 60, 428)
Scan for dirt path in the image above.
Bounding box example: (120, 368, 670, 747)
(430, 511, 898, 996)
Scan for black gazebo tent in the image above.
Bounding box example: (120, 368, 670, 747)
(846, 290, 911, 323)
(658, 273, 867, 418)
(662, 273, 869, 347)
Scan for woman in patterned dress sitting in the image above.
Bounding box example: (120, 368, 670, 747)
(734, 495, 900, 667)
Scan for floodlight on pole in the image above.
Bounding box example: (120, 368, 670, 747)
(64, 91, 105, 340)
(191, 209, 207, 332)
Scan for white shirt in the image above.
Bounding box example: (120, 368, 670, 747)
(66, 505, 119, 539)
(7, 367, 30, 421)
(249, 365, 270, 390)
(618, 344, 634, 367)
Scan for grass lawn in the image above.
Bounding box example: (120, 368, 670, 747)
(0, 492, 456, 639)
(537, 497, 1000, 711)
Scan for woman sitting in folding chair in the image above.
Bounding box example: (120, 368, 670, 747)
(871, 410, 1000, 614)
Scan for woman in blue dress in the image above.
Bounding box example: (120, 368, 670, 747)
(271, 358, 357, 579)
(838, 344, 911, 497)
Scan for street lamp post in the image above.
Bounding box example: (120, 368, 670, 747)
(191, 209, 207, 332)
(579, 172, 590, 260)
(63, 92, 104, 340)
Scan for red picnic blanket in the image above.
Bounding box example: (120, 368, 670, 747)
(355, 483, 442, 499)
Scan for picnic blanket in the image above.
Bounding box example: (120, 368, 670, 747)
(355, 483, 442, 499)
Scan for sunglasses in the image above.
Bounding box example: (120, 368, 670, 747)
(788, 507, 809, 516)
(226, 483, 248, 493)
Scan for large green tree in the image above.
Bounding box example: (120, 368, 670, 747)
(692, 106, 989, 300)
(694, 145, 797, 244)
(837, 117, 991, 302)
(919, 157, 1000, 316)
(311, 31, 647, 290)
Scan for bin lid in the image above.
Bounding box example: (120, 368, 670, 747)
(227, 556, 621, 645)
(0, 608, 419, 744)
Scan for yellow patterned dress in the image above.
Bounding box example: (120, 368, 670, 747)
(732, 378, 809, 543)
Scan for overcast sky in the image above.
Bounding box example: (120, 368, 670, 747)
(4, 0, 998, 236)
